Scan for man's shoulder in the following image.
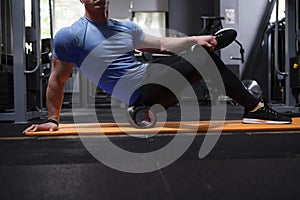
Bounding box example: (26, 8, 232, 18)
(111, 19, 140, 30)
(55, 17, 87, 38)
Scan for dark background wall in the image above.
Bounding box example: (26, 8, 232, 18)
(168, 0, 220, 36)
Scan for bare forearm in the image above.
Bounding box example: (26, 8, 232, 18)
(159, 36, 197, 53)
(23, 57, 73, 132)
(138, 35, 217, 54)
(46, 76, 65, 122)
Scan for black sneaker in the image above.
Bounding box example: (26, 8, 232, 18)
(243, 106, 292, 124)
(127, 106, 157, 128)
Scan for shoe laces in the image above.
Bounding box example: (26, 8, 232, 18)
(258, 106, 278, 116)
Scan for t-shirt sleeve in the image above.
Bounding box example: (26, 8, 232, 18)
(124, 21, 145, 48)
(52, 27, 80, 63)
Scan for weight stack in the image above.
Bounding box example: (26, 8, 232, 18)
(290, 56, 300, 88)
(0, 72, 14, 111)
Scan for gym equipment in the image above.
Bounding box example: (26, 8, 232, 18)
(199, 16, 225, 35)
(127, 106, 157, 128)
(214, 28, 237, 51)
(191, 28, 237, 52)
(198, 16, 244, 61)
(242, 79, 263, 101)
(24, 118, 299, 136)
(0, 0, 45, 123)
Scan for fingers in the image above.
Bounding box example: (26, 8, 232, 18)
(203, 41, 215, 52)
(206, 36, 217, 51)
(23, 123, 59, 133)
(196, 36, 217, 52)
(23, 125, 38, 133)
(32, 125, 39, 132)
(23, 125, 37, 133)
(49, 125, 59, 132)
(210, 36, 218, 46)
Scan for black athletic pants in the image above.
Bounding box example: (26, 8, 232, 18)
(134, 50, 259, 111)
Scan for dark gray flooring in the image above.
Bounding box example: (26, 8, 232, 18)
(1, 104, 300, 200)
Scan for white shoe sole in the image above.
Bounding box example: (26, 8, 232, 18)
(242, 118, 291, 124)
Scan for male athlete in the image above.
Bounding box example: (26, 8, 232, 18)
(24, 0, 292, 132)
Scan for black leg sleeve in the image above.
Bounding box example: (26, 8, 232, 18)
(135, 52, 259, 111)
(208, 52, 259, 111)
(134, 55, 198, 109)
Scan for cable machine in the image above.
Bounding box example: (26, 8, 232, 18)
(268, 0, 300, 114)
(0, 0, 51, 123)
(287, 0, 300, 110)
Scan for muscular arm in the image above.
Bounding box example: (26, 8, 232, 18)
(47, 57, 74, 122)
(24, 57, 73, 132)
(137, 34, 217, 54)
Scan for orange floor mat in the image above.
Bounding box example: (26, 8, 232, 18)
(24, 118, 300, 136)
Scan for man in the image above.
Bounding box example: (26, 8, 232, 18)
(24, 0, 292, 132)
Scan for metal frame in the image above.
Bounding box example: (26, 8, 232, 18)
(0, 0, 41, 123)
(268, 0, 298, 113)
(285, 0, 297, 106)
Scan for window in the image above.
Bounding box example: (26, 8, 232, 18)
(270, 0, 285, 23)
(52, 0, 84, 35)
(25, 0, 84, 39)
(134, 12, 167, 37)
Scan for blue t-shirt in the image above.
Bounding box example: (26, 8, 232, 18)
(53, 16, 147, 105)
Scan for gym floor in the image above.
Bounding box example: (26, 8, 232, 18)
(1, 104, 300, 200)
